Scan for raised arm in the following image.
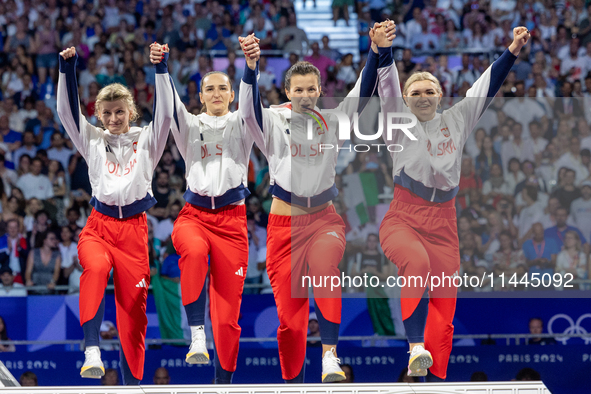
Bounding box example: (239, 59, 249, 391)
(151, 44, 194, 161)
(455, 27, 529, 141)
(56, 47, 100, 160)
(147, 43, 174, 169)
(238, 34, 271, 156)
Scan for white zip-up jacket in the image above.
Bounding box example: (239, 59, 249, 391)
(169, 83, 253, 209)
(378, 48, 517, 202)
(239, 49, 387, 208)
(57, 53, 173, 218)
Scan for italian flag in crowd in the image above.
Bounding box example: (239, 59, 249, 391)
(151, 272, 188, 344)
(342, 172, 380, 228)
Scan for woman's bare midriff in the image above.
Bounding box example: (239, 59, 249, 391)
(270, 197, 332, 216)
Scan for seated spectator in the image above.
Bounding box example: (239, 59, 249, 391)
(339, 364, 354, 383)
(517, 186, 546, 240)
(570, 181, 591, 242)
(24, 230, 61, 294)
(475, 136, 502, 183)
(551, 168, 582, 211)
(13, 131, 37, 171)
(100, 320, 120, 351)
(160, 245, 181, 283)
(460, 231, 486, 274)
(154, 201, 182, 245)
(527, 318, 556, 345)
(0, 315, 16, 352)
(0, 153, 18, 196)
(544, 207, 587, 250)
(470, 371, 488, 381)
(0, 219, 28, 283)
(515, 367, 542, 380)
(0, 268, 27, 297)
(19, 371, 38, 386)
(304, 42, 336, 82)
(16, 158, 54, 201)
(0, 115, 22, 152)
(47, 132, 74, 172)
(492, 231, 526, 275)
(59, 226, 81, 294)
(276, 13, 309, 54)
(505, 158, 525, 196)
(482, 163, 511, 204)
(307, 313, 321, 348)
(150, 171, 172, 221)
(101, 368, 119, 386)
(555, 230, 588, 290)
(554, 138, 589, 184)
(539, 197, 562, 229)
(153, 367, 171, 385)
(457, 156, 481, 210)
(522, 223, 560, 273)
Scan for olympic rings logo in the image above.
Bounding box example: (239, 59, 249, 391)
(547, 314, 591, 345)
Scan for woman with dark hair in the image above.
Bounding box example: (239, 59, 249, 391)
(24, 230, 61, 295)
(475, 135, 502, 183)
(239, 23, 394, 383)
(0, 316, 16, 352)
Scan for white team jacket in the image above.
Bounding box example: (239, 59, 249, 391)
(169, 84, 253, 209)
(239, 49, 389, 208)
(378, 48, 517, 202)
(57, 53, 173, 218)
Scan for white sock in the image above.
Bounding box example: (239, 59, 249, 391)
(190, 325, 205, 338)
(85, 345, 100, 353)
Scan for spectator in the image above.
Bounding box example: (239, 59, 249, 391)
(307, 313, 321, 347)
(304, 42, 336, 82)
(101, 368, 120, 386)
(492, 231, 526, 275)
(276, 13, 309, 54)
(331, 0, 353, 26)
(0, 315, 15, 352)
(244, 211, 266, 295)
(320, 35, 341, 62)
(522, 223, 560, 273)
(154, 201, 182, 244)
(150, 171, 172, 221)
(339, 364, 354, 383)
(481, 163, 511, 204)
(47, 132, 74, 172)
(555, 230, 588, 290)
(13, 131, 37, 171)
(19, 371, 38, 386)
(0, 115, 22, 152)
(100, 320, 120, 351)
(515, 367, 542, 381)
(475, 135, 502, 183)
(397, 367, 420, 382)
(502, 84, 545, 135)
(24, 230, 61, 294)
(0, 218, 28, 282)
(410, 18, 439, 52)
(527, 318, 556, 346)
(153, 367, 171, 385)
(470, 371, 488, 381)
(505, 158, 525, 196)
(258, 57, 276, 93)
(551, 169, 582, 211)
(0, 153, 18, 198)
(457, 156, 481, 209)
(517, 186, 545, 240)
(544, 207, 587, 250)
(570, 181, 591, 241)
(59, 226, 81, 294)
(16, 158, 54, 201)
(0, 268, 26, 297)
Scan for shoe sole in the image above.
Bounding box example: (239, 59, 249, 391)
(322, 371, 346, 383)
(80, 366, 105, 379)
(186, 352, 210, 364)
(408, 353, 433, 377)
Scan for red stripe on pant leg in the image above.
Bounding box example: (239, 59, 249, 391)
(171, 209, 210, 306)
(208, 214, 248, 373)
(112, 217, 149, 381)
(266, 221, 308, 381)
(78, 220, 113, 325)
(379, 215, 430, 320)
(306, 214, 346, 324)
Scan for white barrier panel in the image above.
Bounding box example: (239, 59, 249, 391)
(0, 361, 19, 387)
(0, 381, 551, 394)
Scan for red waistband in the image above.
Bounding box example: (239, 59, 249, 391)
(269, 205, 337, 227)
(185, 202, 247, 217)
(90, 209, 146, 224)
(394, 185, 456, 208)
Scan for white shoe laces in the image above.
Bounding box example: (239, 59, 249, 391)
(322, 348, 341, 369)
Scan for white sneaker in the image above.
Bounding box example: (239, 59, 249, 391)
(407, 345, 433, 377)
(321, 348, 346, 383)
(186, 326, 210, 364)
(80, 346, 105, 379)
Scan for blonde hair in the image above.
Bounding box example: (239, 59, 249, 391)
(403, 72, 443, 96)
(95, 83, 139, 123)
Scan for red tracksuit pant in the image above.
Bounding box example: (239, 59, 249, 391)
(78, 210, 149, 381)
(379, 185, 459, 379)
(171, 203, 248, 373)
(266, 205, 346, 380)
